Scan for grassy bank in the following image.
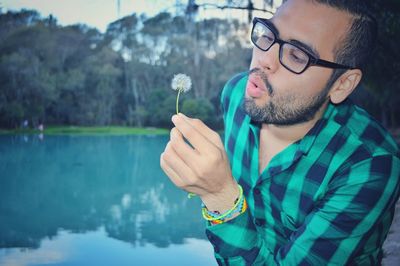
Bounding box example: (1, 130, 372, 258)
(0, 126, 169, 135)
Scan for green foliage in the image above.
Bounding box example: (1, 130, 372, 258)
(1, 5, 398, 129)
(361, 0, 400, 127)
(1, 102, 24, 127)
(156, 95, 180, 128)
(142, 12, 172, 36)
(181, 98, 215, 125)
(0, 9, 250, 129)
(146, 89, 171, 127)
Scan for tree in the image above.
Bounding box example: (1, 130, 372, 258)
(2, 2, 397, 129)
(363, 0, 400, 128)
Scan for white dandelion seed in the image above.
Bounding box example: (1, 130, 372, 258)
(171, 73, 192, 92)
(171, 73, 192, 114)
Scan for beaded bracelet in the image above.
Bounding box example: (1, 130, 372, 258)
(201, 184, 247, 224)
(202, 185, 243, 219)
(209, 198, 247, 225)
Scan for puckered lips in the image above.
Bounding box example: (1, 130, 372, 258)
(246, 73, 268, 98)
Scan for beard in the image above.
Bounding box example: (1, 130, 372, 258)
(243, 68, 330, 126)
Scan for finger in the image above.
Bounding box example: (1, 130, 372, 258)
(161, 153, 203, 195)
(170, 127, 201, 168)
(179, 113, 224, 149)
(162, 141, 197, 187)
(171, 114, 217, 154)
(160, 152, 185, 188)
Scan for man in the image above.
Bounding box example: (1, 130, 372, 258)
(160, 0, 400, 264)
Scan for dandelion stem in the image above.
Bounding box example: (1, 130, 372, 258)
(176, 89, 182, 114)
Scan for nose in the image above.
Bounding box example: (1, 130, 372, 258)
(253, 43, 280, 74)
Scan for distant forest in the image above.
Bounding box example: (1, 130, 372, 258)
(0, 1, 399, 129)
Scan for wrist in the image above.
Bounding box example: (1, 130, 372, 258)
(200, 181, 240, 213)
(201, 184, 247, 225)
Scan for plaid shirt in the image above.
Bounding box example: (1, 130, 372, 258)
(205, 72, 400, 265)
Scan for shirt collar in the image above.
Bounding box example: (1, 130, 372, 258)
(298, 101, 338, 155)
(245, 100, 340, 156)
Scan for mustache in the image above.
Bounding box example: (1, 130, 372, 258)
(248, 68, 274, 96)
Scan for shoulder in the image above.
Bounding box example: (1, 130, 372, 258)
(335, 100, 399, 157)
(322, 102, 400, 208)
(325, 100, 400, 181)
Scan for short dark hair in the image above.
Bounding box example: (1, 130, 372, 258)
(312, 0, 378, 89)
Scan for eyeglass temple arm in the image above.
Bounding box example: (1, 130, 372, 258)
(312, 58, 355, 70)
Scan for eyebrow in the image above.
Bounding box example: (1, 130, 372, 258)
(289, 39, 320, 58)
(264, 18, 321, 59)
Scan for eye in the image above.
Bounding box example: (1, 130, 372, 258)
(288, 47, 308, 64)
(263, 33, 274, 43)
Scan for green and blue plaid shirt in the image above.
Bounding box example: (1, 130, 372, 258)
(205, 72, 400, 265)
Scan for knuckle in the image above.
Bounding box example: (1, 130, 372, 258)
(184, 179, 195, 187)
(170, 127, 178, 138)
(165, 141, 171, 151)
(172, 180, 183, 189)
(187, 176, 202, 188)
(169, 138, 179, 150)
(184, 127, 194, 139)
(192, 118, 202, 126)
(195, 166, 208, 179)
(217, 149, 224, 159)
(212, 131, 221, 142)
(164, 142, 174, 157)
(159, 153, 165, 166)
(174, 179, 184, 188)
(209, 150, 221, 162)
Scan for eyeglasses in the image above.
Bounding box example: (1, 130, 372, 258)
(250, 17, 355, 74)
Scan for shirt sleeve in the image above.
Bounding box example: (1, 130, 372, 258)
(205, 154, 400, 265)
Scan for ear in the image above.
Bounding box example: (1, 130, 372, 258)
(329, 69, 362, 104)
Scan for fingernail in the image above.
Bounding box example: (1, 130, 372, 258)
(172, 115, 178, 123)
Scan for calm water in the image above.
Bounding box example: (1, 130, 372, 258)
(0, 134, 216, 266)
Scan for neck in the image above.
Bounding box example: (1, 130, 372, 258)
(261, 101, 329, 144)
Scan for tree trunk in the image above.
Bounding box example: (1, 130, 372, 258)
(131, 78, 142, 127)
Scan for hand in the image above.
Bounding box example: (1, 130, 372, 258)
(160, 113, 239, 212)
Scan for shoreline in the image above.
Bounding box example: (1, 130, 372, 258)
(0, 126, 169, 135)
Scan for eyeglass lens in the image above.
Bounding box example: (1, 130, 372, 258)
(251, 21, 310, 73)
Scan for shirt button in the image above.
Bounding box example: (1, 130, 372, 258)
(254, 218, 264, 226)
(254, 188, 260, 195)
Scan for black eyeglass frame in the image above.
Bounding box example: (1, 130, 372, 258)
(251, 17, 355, 74)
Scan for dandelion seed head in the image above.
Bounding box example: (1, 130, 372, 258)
(171, 73, 192, 92)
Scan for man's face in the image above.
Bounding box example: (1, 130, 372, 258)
(244, 0, 352, 125)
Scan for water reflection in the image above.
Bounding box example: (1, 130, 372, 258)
(0, 135, 209, 256)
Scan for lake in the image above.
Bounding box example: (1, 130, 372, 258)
(0, 134, 216, 266)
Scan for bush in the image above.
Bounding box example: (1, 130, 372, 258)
(181, 98, 216, 126)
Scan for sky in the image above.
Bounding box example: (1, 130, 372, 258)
(0, 0, 280, 33)
(0, 0, 174, 32)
